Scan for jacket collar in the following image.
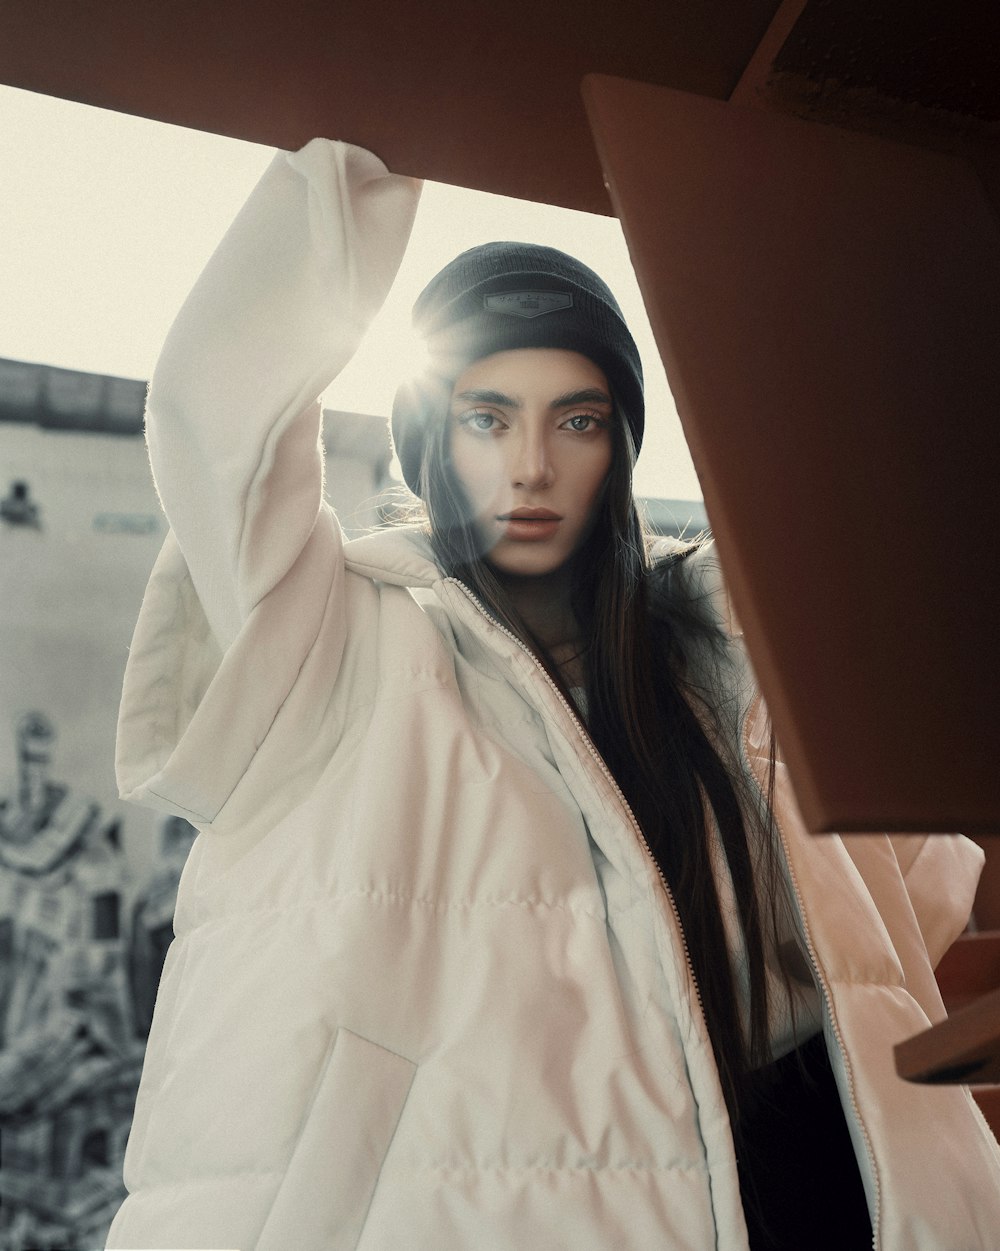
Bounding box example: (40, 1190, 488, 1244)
(343, 524, 440, 588)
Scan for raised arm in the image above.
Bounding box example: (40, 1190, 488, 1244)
(145, 139, 421, 649)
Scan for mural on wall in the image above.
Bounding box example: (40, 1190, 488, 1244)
(0, 711, 195, 1249)
(0, 359, 178, 1251)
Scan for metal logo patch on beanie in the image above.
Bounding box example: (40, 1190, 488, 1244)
(391, 242, 644, 497)
(483, 291, 574, 318)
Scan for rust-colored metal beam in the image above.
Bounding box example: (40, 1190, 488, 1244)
(0, 0, 778, 212)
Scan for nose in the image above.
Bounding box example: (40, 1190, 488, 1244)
(510, 425, 553, 490)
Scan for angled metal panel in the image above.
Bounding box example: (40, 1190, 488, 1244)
(585, 74, 1000, 831)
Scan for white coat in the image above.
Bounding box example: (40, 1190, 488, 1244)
(107, 139, 1000, 1250)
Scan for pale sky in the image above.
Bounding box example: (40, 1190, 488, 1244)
(0, 84, 701, 499)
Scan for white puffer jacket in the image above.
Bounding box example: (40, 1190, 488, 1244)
(107, 140, 1000, 1250)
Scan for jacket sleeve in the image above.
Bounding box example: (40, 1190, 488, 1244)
(888, 832, 983, 967)
(115, 141, 421, 823)
(146, 139, 421, 650)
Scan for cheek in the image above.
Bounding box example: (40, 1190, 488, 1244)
(576, 448, 614, 517)
(450, 437, 505, 510)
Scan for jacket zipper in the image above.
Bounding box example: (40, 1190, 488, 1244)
(446, 579, 707, 1024)
(740, 713, 881, 1251)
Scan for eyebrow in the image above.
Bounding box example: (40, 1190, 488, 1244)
(452, 388, 519, 408)
(451, 387, 613, 410)
(550, 388, 613, 410)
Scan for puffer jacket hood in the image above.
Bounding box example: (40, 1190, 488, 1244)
(343, 525, 440, 588)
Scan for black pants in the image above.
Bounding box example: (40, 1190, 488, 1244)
(736, 1032, 874, 1250)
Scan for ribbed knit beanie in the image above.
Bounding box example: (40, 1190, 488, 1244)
(391, 242, 644, 496)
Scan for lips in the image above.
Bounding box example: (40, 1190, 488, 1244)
(497, 508, 562, 521)
(497, 508, 562, 542)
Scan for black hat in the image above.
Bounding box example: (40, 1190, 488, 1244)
(391, 241, 644, 496)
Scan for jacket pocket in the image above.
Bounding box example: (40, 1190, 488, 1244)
(254, 1027, 416, 1251)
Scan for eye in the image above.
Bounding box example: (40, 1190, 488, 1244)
(562, 412, 608, 433)
(458, 409, 505, 433)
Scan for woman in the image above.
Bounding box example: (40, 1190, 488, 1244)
(107, 139, 1000, 1250)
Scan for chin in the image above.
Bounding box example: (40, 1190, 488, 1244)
(485, 542, 572, 580)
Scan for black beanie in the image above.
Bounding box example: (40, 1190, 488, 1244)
(391, 241, 644, 496)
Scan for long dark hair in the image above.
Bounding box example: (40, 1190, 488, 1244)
(418, 397, 789, 1130)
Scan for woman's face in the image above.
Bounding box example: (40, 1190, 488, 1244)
(448, 348, 614, 579)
